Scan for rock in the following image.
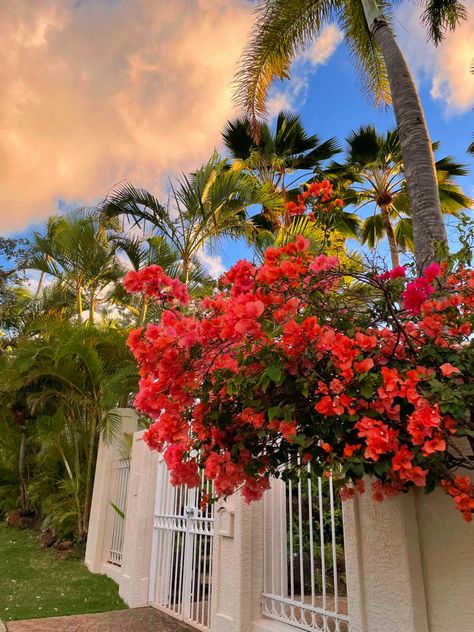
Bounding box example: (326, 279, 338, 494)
(5, 510, 23, 529)
(39, 532, 57, 548)
(56, 540, 73, 551)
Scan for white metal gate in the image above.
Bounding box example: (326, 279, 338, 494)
(107, 457, 130, 567)
(263, 466, 349, 632)
(149, 458, 214, 630)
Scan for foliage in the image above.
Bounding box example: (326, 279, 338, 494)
(0, 525, 126, 621)
(100, 152, 283, 279)
(0, 321, 136, 540)
(233, 0, 466, 126)
(125, 232, 474, 521)
(325, 126, 472, 266)
(23, 210, 126, 323)
(222, 111, 340, 232)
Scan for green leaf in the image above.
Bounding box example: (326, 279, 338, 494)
(268, 406, 280, 421)
(266, 364, 283, 384)
(360, 383, 374, 398)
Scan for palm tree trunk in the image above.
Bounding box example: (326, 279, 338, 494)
(89, 293, 96, 325)
(18, 427, 27, 509)
(83, 411, 99, 539)
(183, 256, 190, 285)
(138, 297, 149, 326)
(34, 272, 45, 300)
(380, 205, 400, 267)
(361, 0, 447, 271)
(76, 283, 83, 323)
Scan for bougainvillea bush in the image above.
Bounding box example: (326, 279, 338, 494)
(124, 234, 474, 520)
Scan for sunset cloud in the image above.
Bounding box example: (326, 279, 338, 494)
(0, 0, 252, 232)
(395, 1, 474, 115)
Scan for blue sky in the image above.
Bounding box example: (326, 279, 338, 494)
(1, 0, 473, 276)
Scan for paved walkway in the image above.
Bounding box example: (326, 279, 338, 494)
(6, 607, 195, 632)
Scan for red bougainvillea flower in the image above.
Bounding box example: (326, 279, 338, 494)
(124, 225, 473, 520)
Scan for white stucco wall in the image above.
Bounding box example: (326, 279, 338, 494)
(416, 488, 474, 632)
(343, 481, 474, 632)
(85, 408, 138, 579)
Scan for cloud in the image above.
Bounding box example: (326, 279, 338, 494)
(0, 0, 253, 233)
(267, 24, 343, 117)
(395, 1, 474, 115)
(197, 249, 226, 279)
(304, 24, 344, 66)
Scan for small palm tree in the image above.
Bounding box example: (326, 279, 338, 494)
(222, 111, 340, 232)
(100, 153, 283, 281)
(24, 210, 124, 323)
(0, 321, 136, 539)
(327, 126, 472, 267)
(110, 234, 214, 324)
(234, 0, 467, 269)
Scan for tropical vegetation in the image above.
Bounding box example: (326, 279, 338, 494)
(0, 107, 472, 544)
(234, 0, 468, 269)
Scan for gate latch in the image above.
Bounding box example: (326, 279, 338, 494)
(185, 506, 195, 517)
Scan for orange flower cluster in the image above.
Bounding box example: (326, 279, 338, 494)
(124, 237, 474, 518)
(286, 180, 344, 219)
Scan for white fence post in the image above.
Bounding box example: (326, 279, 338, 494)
(118, 429, 159, 608)
(85, 408, 138, 578)
(210, 494, 265, 632)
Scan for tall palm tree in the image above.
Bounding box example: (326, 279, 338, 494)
(24, 210, 124, 323)
(234, 0, 467, 270)
(100, 153, 283, 281)
(222, 111, 340, 232)
(327, 126, 472, 266)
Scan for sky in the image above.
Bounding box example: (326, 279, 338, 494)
(1, 0, 473, 276)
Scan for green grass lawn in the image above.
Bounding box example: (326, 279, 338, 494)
(0, 525, 127, 621)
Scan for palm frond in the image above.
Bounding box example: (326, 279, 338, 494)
(394, 217, 414, 251)
(337, 0, 391, 106)
(361, 214, 385, 248)
(420, 0, 468, 44)
(234, 0, 331, 126)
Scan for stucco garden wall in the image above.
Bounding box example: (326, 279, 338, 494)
(343, 482, 474, 632)
(87, 420, 473, 632)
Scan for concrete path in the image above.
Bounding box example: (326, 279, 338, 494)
(6, 607, 195, 632)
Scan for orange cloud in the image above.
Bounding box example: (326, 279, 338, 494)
(395, 1, 474, 115)
(0, 0, 252, 232)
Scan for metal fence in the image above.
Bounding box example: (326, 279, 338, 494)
(262, 465, 349, 632)
(107, 457, 130, 566)
(149, 462, 214, 630)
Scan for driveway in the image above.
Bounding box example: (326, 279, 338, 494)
(5, 607, 195, 632)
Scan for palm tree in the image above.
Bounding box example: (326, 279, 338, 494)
(100, 153, 283, 281)
(222, 111, 340, 232)
(234, 0, 467, 270)
(327, 126, 472, 266)
(24, 210, 124, 323)
(0, 321, 136, 539)
(110, 234, 214, 325)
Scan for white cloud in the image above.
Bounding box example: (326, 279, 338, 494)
(0, 0, 253, 233)
(197, 249, 226, 279)
(395, 1, 474, 115)
(305, 24, 344, 66)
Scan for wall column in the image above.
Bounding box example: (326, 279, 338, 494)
(118, 429, 158, 608)
(342, 489, 430, 632)
(210, 494, 265, 632)
(85, 408, 138, 576)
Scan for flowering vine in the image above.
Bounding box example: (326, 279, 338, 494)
(123, 235, 474, 520)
